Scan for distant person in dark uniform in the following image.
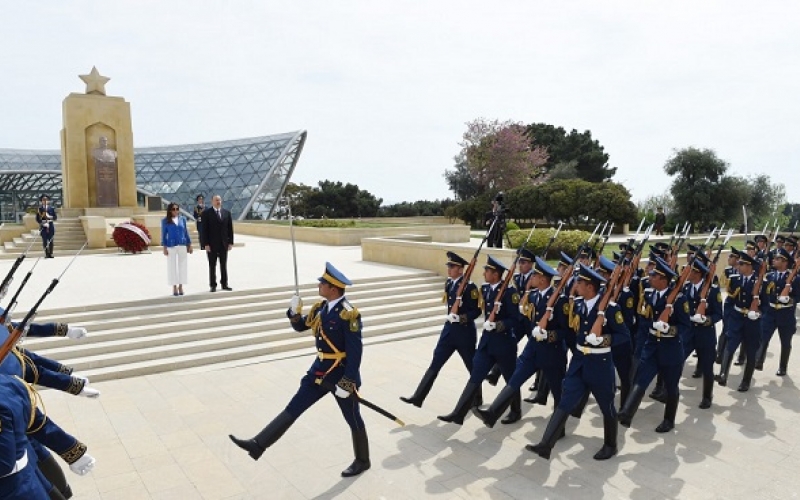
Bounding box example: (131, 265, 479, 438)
(36, 194, 57, 258)
(229, 263, 371, 477)
(400, 251, 481, 408)
(193, 194, 205, 245)
(483, 193, 506, 248)
(200, 195, 234, 292)
(654, 207, 666, 236)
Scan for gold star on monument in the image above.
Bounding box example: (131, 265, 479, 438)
(79, 66, 110, 95)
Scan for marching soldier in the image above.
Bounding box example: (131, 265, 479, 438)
(486, 248, 535, 386)
(230, 262, 371, 477)
(527, 266, 628, 461)
(438, 256, 520, 425)
(400, 252, 481, 407)
(785, 236, 798, 260)
(596, 256, 634, 407)
(755, 248, 800, 376)
(716, 248, 741, 364)
(716, 252, 762, 392)
(619, 257, 690, 433)
(473, 257, 567, 427)
(754, 234, 769, 261)
(682, 254, 723, 409)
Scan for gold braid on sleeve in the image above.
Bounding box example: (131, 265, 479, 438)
(55, 323, 69, 337)
(60, 442, 88, 464)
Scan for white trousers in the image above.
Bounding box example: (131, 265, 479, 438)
(166, 246, 188, 286)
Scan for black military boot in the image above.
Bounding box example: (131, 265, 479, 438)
(715, 334, 728, 364)
(593, 416, 618, 460)
(570, 390, 591, 418)
(618, 384, 646, 428)
(526, 408, 569, 460)
(699, 375, 714, 409)
(400, 369, 437, 408)
(438, 383, 480, 425)
(777, 347, 791, 376)
(485, 365, 501, 386)
(737, 361, 755, 392)
(649, 374, 667, 403)
(229, 410, 295, 460)
(754, 344, 767, 371)
(734, 348, 746, 366)
(472, 385, 515, 428)
(691, 366, 702, 378)
(618, 378, 630, 413)
(715, 350, 733, 387)
(341, 428, 370, 477)
(655, 394, 679, 433)
(529, 370, 541, 392)
(530, 374, 550, 406)
(473, 384, 483, 407)
(500, 389, 522, 424)
(38, 452, 73, 499)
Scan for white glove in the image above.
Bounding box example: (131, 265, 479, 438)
(518, 304, 527, 315)
(67, 326, 88, 340)
(747, 310, 761, 320)
(585, 333, 604, 346)
(446, 313, 460, 323)
(289, 294, 302, 315)
(778, 295, 791, 304)
(78, 385, 100, 399)
(532, 326, 547, 341)
(623, 287, 630, 293)
(493, 301, 503, 312)
(652, 321, 670, 333)
(484, 321, 497, 331)
(74, 374, 89, 384)
(69, 454, 96, 475)
(690, 314, 707, 324)
(334, 385, 351, 399)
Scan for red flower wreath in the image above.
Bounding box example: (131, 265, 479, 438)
(112, 221, 152, 254)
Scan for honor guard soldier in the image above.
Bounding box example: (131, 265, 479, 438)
(597, 256, 634, 407)
(527, 266, 628, 461)
(486, 248, 535, 386)
(755, 248, 800, 376)
(438, 256, 520, 425)
(768, 235, 786, 270)
(619, 257, 690, 433)
(716, 252, 762, 391)
(754, 233, 769, 261)
(716, 247, 741, 364)
(785, 236, 798, 260)
(36, 194, 57, 258)
(473, 257, 568, 427)
(230, 263, 370, 477)
(682, 255, 723, 409)
(400, 252, 481, 408)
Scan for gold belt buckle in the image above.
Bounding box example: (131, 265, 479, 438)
(582, 345, 589, 355)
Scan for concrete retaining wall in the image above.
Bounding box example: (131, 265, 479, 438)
(234, 222, 470, 246)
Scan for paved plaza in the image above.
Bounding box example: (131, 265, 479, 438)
(13, 234, 800, 499)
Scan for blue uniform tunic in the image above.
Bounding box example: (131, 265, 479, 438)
(467, 283, 520, 384)
(724, 273, 763, 361)
(683, 279, 723, 380)
(427, 276, 481, 374)
(286, 298, 365, 430)
(759, 270, 800, 352)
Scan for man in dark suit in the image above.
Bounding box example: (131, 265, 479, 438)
(200, 195, 234, 292)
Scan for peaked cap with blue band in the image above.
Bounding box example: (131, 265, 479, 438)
(559, 251, 573, 267)
(597, 255, 616, 274)
(532, 256, 557, 278)
(649, 256, 677, 279)
(446, 251, 469, 267)
(577, 265, 606, 287)
(517, 247, 536, 262)
(319, 262, 352, 288)
(484, 255, 508, 274)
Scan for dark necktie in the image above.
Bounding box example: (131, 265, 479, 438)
(217, 209, 222, 221)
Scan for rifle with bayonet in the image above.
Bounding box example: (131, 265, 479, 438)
(695, 229, 734, 318)
(450, 217, 499, 315)
(0, 255, 44, 325)
(486, 224, 538, 324)
(0, 238, 37, 301)
(540, 222, 564, 259)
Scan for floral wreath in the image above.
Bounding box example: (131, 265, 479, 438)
(112, 221, 151, 254)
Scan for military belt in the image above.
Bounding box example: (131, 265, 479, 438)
(649, 326, 678, 338)
(0, 449, 28, 478)
(768, 302, 794, 310)
(579, 346, 611, 355)
(317, 350, 347, 362)
(733, 306, 750, 315)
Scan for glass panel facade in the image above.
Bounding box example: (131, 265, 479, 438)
(0, 131, 307, 222)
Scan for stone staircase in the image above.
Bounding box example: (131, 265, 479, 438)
(23, 273, 447, 382)
(3, 218, 89, 256)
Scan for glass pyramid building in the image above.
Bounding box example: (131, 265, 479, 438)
(0, 131, 307, 223)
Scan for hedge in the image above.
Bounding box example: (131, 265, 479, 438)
(506, 228, 591, 259)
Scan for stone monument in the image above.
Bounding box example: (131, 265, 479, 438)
(60, 66, 137, 211)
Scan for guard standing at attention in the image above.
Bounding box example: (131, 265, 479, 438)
(229, 262, 370, 477)
(754, 248, 800, 376)
(400, 251, 481, 408)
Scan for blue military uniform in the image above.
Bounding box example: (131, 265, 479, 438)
(527, 266, 628, 461)
(755, 247, 800, 376)
(229, 263, 371, 478)
(473, 257, 568, 428)
(400, 252, 481, 408)
(717, 252, 763, 391)
(682, 257, 723, 409)
(715, 247, 742, 364)
(620, 257, 691, 433)
(438, 255, 520, 425)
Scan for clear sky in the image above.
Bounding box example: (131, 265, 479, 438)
(2, 1, 798, 205)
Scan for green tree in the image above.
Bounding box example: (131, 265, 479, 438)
(443, 160, 481, 201)
(525, 123, 616, 182)
(303, 180, 383, 219)
(281, 182, 316, 218)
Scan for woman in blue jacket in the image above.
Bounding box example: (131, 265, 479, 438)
(162, 203, 193, 296)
